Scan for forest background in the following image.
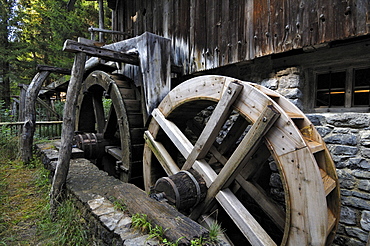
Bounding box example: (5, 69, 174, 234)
(0, 0, 110, 112)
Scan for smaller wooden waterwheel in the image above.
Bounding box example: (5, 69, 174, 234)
(75, 70, 145, 185)
(143, 75, 340, 246)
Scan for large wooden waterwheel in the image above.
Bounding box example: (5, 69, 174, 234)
(143, 75, 340, 246)
(75, 70, 145, 185)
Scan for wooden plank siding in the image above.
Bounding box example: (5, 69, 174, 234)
(108, 0, 370, 74)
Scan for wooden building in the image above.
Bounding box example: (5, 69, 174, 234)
(106, 0, 370, 114)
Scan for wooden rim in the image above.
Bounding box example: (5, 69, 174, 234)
(143, 75, 340, 245)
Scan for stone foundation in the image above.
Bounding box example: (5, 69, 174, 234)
(306, 113, 370, 246)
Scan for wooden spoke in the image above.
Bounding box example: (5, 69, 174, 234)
(190, 105, 280, 219)
(152, 108, 193, 158)
(182, 82, 243, 170)
(216, 114, 250, 155)
(144, 130, 180, 176)
(215, 189, 277, 246)
(235, 177, 286, 231)
(92, 92, 105, 133)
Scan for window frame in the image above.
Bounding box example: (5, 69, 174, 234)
(312, 65, 370, 113)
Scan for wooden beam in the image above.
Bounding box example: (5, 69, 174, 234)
(36, 65, 71, 75)
(63, 39, 140, 65)
(111, 183, 209, 245)
(190, 105, 280, 219)
(87, 27, 131, 37)
(182, 82, 243, 170)
(18, 84, 27, 121)
(98, 0, 104, 42)
(215, 189, 277, 246)
(36, 97, 61, 119)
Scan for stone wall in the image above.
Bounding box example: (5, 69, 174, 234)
(307, 113, 370, 246)
(251, 66, 370, 245)
(259, 67, 304, 110)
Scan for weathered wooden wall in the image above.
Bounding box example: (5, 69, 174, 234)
(108, 0, 370, 74)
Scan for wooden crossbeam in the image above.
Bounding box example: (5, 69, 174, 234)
(63, 39, 183, 74)
(36, 65, 71, 75)
(63, 39, 140, 65)
(36, 97, 61, 119)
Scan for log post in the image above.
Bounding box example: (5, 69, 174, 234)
(50, 52, 86, 217)
(20, 71, 50, 164)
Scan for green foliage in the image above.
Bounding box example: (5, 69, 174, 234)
(131, 213, 152, 234)
(103, 98, 112, 119)
(0, 100, 15, 122)
(111, 197, 127, 212)
(0, 125, 18, 160)
(0, 153, 91, 245)
(147, 223, 166, 241)
(131, 213, 223, 246)
(208, 221, 225, 242)
(0, 0, 108, 105)
(53, 99, 65, 117)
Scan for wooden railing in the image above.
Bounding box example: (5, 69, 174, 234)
(0, 121, 63, 139)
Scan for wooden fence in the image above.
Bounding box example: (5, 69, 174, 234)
(0, 121, 63, 139)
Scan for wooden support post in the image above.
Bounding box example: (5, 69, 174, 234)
(50, 52, 86, 217)
(98, 0, 104, 43)
(20, 71, 50, 164)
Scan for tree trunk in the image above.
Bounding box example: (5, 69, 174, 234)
(20, 71, 50, 164)
(50, 52, 86, 218)
(0, 0, 12, 108)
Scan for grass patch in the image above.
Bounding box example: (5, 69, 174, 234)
(37, 198, 90, 245)
(0, 157, 50, 245)
(0, 144, 91, 245)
